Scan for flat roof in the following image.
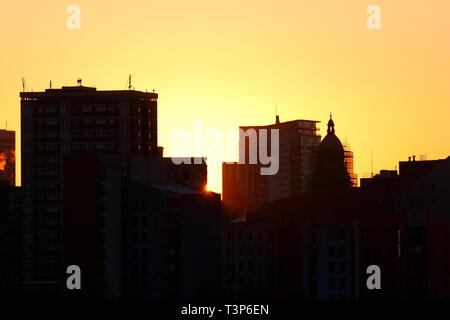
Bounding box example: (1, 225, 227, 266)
(20, 86, 158, 99)
(240, 119, 320, 130)
(151, 183, 202, 194)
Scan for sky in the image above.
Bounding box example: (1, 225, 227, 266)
(1, 0, 449, 192)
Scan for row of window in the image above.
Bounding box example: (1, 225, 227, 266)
(328, 245, 348, 257)
(226, 231, 276, 242)
(329, 262, 347, 273)
(328, 228, 349, 241)
(328, 277, 348, 291)
(226, 246, 276, 258)
(226, 261, 276, 273)
(130, 231, 149, 244)
(397, 197, 439, 205)
(227, 277, 276, 288)
(130, 216, 149, 227)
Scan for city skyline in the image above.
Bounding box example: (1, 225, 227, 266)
(1, 0, 450, 193)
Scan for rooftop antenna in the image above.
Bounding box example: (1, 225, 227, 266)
(128, 75, 132, 90)
(371, 149, 374, 178)
(49, 80, 52, 89)
(22, 77, 28, 92)
(275, 105, 280, 124)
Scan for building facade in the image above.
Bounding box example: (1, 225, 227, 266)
(0, 129, 15, 186)
(20, 85, 158, 293)
(222, 116, 321, 217)
(63, 154, 221, 299)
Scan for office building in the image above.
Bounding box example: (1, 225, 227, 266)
(63, 154, 221, 299)
(20, 83, 158, 292)
(222, 116, 321, 217)
(0, 129, 15, 186)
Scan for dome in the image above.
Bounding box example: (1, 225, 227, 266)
(312, 114, 351, 191)
(319, 114, 344, 155)
(319, 132, 344, 155)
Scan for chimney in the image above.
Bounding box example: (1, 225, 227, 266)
(413, 155, 416, 161)
(408, 156, 411, 162)
(275, 115, 280, 124)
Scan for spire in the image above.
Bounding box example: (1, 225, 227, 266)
(275, 105, 280, 124)
(327, 112, 335, 134)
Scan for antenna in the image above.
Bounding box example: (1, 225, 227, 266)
(49, 80, 52, 89)
(22, 77, 28, 92)
(275, 105, 280, 124)
(128, 75, 132, 90)
(371, 149, 374, 178)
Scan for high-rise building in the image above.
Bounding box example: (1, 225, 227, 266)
(0, 180, 22, 297)
(20, 84, 158, 293)
(222, 116, 321, 217)
(0, 129, 15, 186)
(63, 154, 221, 299)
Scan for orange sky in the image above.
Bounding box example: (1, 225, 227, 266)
(1, 0, 449, 192)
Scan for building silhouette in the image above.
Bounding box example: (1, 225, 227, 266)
(20, 84, 158, 293)
(312, 115, 353, 191)
(63, 154, 221, 299)
(0, 129, 15, 186)
(0, 182, 22, 297)
(221, 155, 450, 300)
(222, 116, 321, 217)
(0, 130, 20, 296)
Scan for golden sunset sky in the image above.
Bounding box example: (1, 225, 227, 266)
(1, 0, 449, 192)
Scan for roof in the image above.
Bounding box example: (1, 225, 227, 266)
(319, 132, 344, 154)
(150, 183, 202, 194)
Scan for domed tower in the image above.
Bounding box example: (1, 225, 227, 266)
(312, 114, 351, 191)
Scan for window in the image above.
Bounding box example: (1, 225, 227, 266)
(329, 278, 335, 290)
(329, 246, 335, 257)
(329, 262, 335, 273)
(328, 229, 336, 241)
(339, 278, 346, 290)
(96, 105, 107, 112)
(82, 105, 93, 112)
(339, 228, 346, 240)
